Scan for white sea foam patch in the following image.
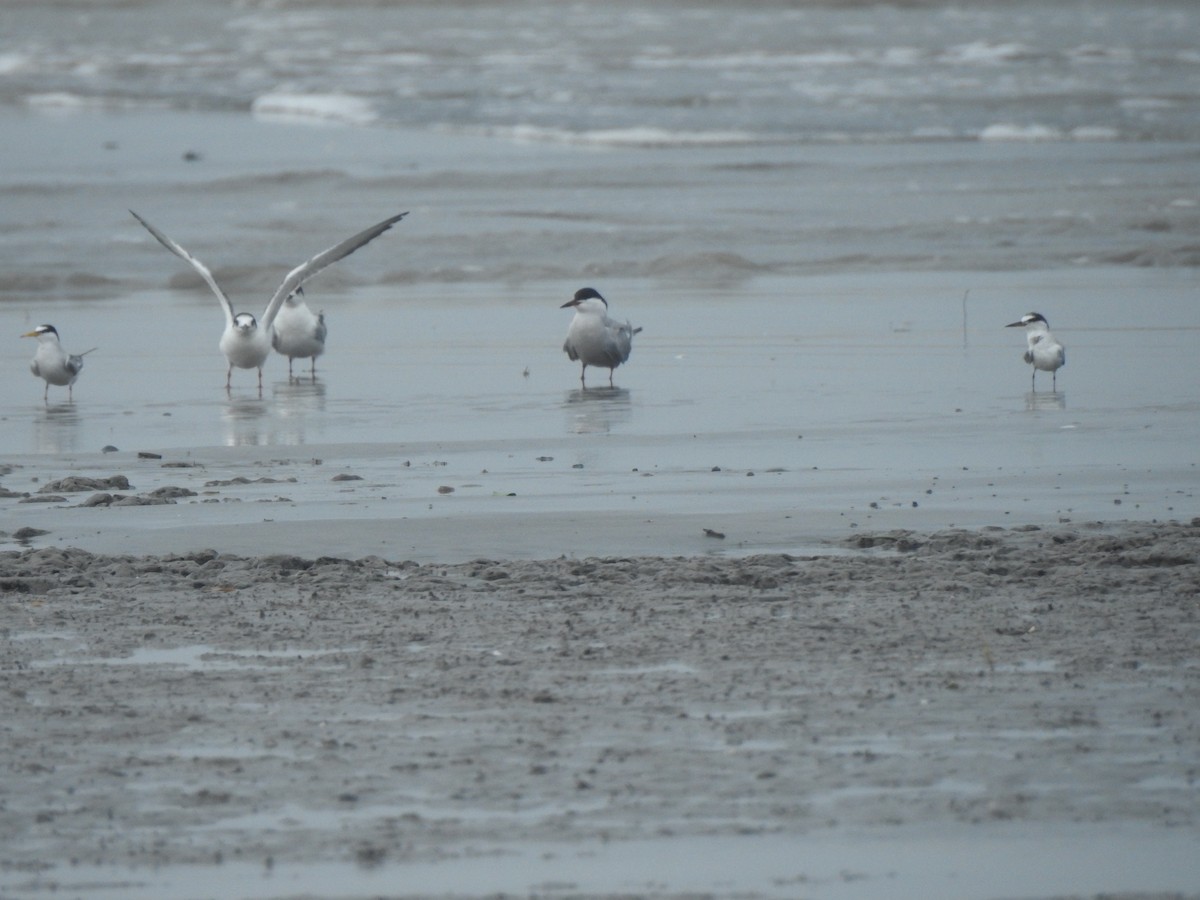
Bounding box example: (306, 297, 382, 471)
(979, 123, 1118, 142)
(942, 41, 1040, 64)
(22, 92, 132, 113)
(979, 123, 1065, 142)
(250, 92, 377, 126)
(25, 92, 88, 110)
(979, 123, 1119, 143)
(495, 124, 759, 148)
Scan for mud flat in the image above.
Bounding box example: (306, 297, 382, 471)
(1, 519, 1197, 899)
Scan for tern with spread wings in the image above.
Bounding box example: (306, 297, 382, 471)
(131, 210, 407, 390)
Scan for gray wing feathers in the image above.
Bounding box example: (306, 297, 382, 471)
(132, 209, 407, 331)
(603, 318, 641, 366)
(261, 211, 408, 329)
(130, 210, 236, 327)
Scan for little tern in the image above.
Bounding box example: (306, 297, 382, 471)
(272, 286, 326, 380)
(561, 287, 642, 388)
(131, 210, 407, 390)
(22, 324, 96, 401)
(1006, 312, 1065, 391)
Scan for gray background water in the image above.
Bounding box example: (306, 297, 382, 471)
(3, 0, 1199, 291)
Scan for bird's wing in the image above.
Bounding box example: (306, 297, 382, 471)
(260, 211, 408, 330)
(602, 334, 629, 365)
(603, 317, 639, 364)
(67, 348, 98, 376)
(131, 210, 236, 328)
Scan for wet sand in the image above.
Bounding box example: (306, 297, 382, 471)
(1, 519, 1198, 899)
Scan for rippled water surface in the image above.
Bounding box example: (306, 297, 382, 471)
(5, 0, 1199, 141)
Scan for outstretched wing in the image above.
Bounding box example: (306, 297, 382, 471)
(260, 212, 409, 330)
(130, 210, 236, 328)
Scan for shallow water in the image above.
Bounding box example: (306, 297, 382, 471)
(3, 265, 1198, 559)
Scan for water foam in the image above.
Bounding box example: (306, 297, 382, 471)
(251, 92, 378, 126)
(493, 124, 759, 148)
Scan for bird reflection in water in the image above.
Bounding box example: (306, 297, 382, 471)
(1024, 390, 1066, 412)
(271, 378, 327, 444)
(33, 403, 83, 454)
(222, 378, 328, 446)
(221, 395, 269, 447)
(564, 387, 633, 434)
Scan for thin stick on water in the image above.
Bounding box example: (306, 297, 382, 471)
(962, 289, 970, 348)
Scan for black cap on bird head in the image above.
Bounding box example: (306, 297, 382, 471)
(561, 287, 606, 309)
(22, 324, 59, 338)
(1006, 312, 1048, 328)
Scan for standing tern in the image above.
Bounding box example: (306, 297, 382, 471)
(561, 287, 642, 388)
(1006, 312, 1065, 391)
(22, 324, 96, 401)
(272, 286, 326, 380)
(130, 210, 407, 390)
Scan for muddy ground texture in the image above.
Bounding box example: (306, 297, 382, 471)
(0, 520, 1197, 878)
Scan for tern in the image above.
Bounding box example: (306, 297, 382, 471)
(131, 210, 407, 390)
(272, 286, 326, 380)
(561, 287, 642, 387)
(22, 324, 96, 401)
(1006, 312, 1065, 391)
